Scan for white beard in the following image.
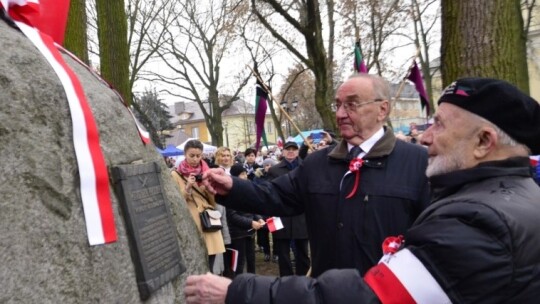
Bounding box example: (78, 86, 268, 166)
(426, 141, 467, 177)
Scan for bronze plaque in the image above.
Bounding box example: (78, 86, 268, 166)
(112, 162, 185, 300)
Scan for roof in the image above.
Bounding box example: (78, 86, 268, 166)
(164, 127, 191, 146)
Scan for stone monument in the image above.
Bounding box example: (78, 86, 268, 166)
(0, 20, 208, 303)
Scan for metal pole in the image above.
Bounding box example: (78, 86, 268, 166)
(225, 123, 229, 147)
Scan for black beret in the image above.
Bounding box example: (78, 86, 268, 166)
(438, 77, 540, 154)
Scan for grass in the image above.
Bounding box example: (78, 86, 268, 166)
(254, 248, 280, 277)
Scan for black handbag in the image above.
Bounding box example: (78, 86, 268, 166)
(199, 209, 223, 232)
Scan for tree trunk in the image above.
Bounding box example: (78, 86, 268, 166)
(95, 0, 132, 104)
(64, 0, 88, 64)
(253, 0, 336, 132)
(441, 0, 529, 93)
(303, 0, 335, 131)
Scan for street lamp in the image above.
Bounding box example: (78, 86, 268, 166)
(280, 100, 299, 137)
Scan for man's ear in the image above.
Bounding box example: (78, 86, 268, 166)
(473, 127, 498, 159)
(377, 100, 390, 122)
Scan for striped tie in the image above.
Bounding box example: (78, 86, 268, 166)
(348, 146, 362, 161)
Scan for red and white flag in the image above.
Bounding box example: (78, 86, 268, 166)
(266, 217, 284, 233)
(276, 137, 283, 149)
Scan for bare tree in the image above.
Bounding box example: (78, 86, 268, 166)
(237, 9, 289, 143)
(154, 0, 251, 146)
(127, 0, 178, 93)
(251, 0, 337, 131)
(410, 0, 439, 113)
(522, 0, 538, 37)
(278, 63, 322, 133)
(337, 0, 410, 77)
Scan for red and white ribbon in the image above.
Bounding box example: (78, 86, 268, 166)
(3, 0, 117, 245)
(364, 248, 451, 304)
(57, 45, 150, 144)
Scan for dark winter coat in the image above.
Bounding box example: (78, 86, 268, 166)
(266, 158, 308, 240)
(244, 162, 261, 181)
(225, 157, 540, 304)
(218, 128, 430, 277)
(226, 208, 262, 240)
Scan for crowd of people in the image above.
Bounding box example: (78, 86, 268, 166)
(168, 139, 311, 279)
(166, 74, 540, 303)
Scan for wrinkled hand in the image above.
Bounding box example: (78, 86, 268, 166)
(184, 273, 231, 304)
(202, 168, 233, 195)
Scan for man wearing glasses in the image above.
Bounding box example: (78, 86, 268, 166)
(186, 74, 430, 302)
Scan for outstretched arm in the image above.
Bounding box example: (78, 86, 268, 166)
(184, 270, 380, 304)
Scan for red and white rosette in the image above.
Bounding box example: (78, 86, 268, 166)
(345, 158, 364, 199)
(382, 235, 404, 255)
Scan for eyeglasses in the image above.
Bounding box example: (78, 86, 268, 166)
(331, 99, 384, 112)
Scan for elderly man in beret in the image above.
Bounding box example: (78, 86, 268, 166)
(185, 77, 540, 303)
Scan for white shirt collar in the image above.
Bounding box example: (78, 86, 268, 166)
(347, 127, 384, 158)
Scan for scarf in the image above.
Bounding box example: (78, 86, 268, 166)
(177, 159, 210, 177)
(286, 158, 299, 170)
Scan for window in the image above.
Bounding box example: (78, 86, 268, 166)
(192, 127, 199, 139)
(266, 121, 273, 134)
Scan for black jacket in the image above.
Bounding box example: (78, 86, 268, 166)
(405, 157, 540, 303)
(218, 128, 430, 277)
(226, 208, 262, 240)
(225, 157, 540, 304)
(266, 158, 308, 239)
(244, 162, 261, 181)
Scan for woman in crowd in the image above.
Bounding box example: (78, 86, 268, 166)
(214, 146, 233, 173)
(171, 139, 225, 271)
(211, 146, 234, 276)
(243, 148, 261, 180)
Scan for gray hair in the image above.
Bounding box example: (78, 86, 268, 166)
(491, 123, 530, 153)
(348, 74, 392, 115)
(469, 112, 530, 153)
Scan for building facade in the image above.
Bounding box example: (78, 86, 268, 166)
(168, 100, 277, 151)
